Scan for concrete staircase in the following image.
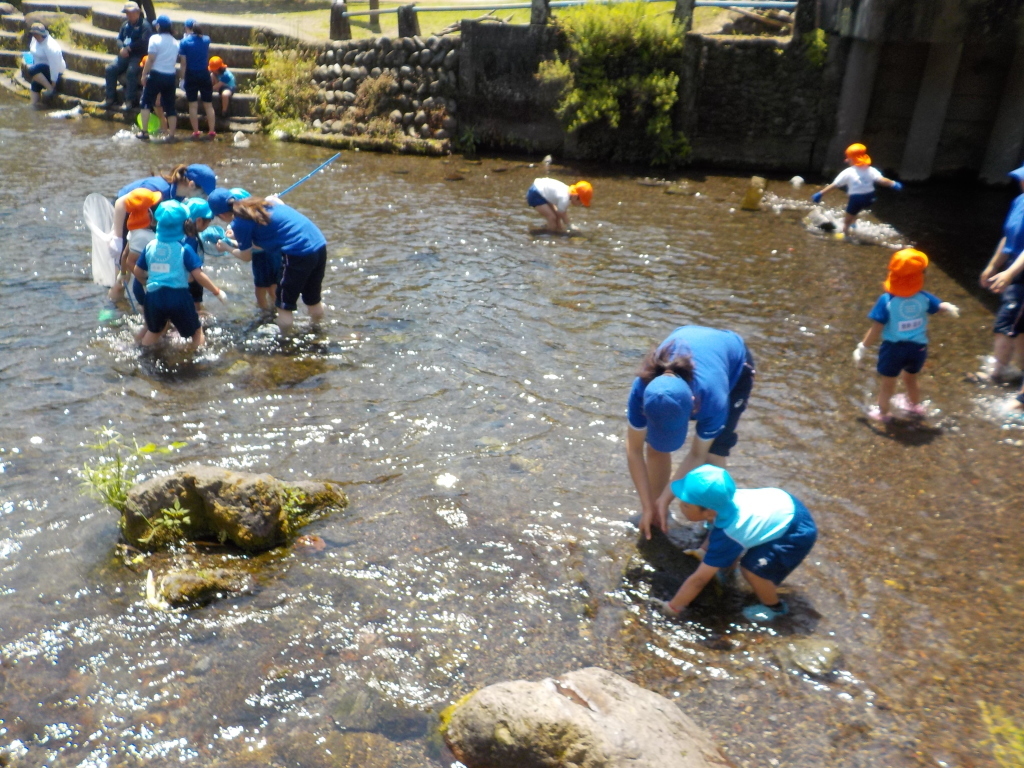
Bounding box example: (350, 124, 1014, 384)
(0, 0, 316, 131)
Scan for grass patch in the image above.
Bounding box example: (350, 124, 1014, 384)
(539, 1, 689, 167)
(79, 429, 187, 514)
(47, 17, 71, 41)
(251, 46, 318, 129)
(981, 702, 1024, 768)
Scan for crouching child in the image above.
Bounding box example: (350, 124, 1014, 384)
(133, 201, 226, 350)
(653, 465, 817, 623)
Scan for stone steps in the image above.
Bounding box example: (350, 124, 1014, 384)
(22, 1, 93, 15)
(0, 29, 20, 50)
(68, 24, 257, 68)
(59, 45, 255, 86)
(57, 67, 105, 100)
(1, 13, 25, 33)
(0, 49, 18, 66)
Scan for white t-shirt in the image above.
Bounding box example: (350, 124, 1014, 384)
(128, 227, 155, 255)
(532, 178, 571, 212)
(30, 35, 66, 79)
(832, 166, 883, 196)
(146, 33, 180, 74)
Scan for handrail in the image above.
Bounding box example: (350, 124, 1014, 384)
(342, 0, 795, 18)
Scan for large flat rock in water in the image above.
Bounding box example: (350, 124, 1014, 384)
(445, 667, 729, 768)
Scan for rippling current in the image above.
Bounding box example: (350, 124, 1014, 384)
(1, 92, 1022, 768)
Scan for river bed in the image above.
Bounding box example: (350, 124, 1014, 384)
(1, 92, 1022, 768)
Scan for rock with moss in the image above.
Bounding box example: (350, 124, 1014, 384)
(122, 464, 346, 552)
(160, 568, 250, 607)
(444, 667, 728, 768)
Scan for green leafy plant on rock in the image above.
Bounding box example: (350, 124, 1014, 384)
(252, 46, 319, 134)
(981, 702, 1024, 768)
(538, 1, 690, 167)
(79, 429, 187, 514)
(138, 498, 192, 549)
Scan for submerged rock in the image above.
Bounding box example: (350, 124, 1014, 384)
(775, 638, 841, 677)
(122, 465, 347, 552)
(444, 667, 728, 768)
(161, 568, 250, 607)
(327, 682, 431, 739)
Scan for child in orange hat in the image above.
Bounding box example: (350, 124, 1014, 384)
(811, 144, 902, 238)
(208, 56, 236, 116)
(526, 178, 591, 233)
(853, 248, 959, 423)
(109, 187, 162, 304)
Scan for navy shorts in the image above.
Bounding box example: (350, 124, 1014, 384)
(277, 244, 327, 311)
(132, 277, 146, 308)
(993, 283, 1024, 337)
(709, 349, 755, 457)
(144, 286, 200, 337)
(27, 63, 60, 92)
(877, 340, 927, 377)
(846, 192, 875, 215)
(741, 497, 817, 585)
(141, 71, 177, 116)
(184, 69, 213, 103)
(189, 279, 204, 305)
(526, 185, 548, 208)
(252, 248, 283, 288)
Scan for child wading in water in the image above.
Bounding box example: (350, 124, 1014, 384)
(811, 143, 902, 238)
(652, 465, 818, 623)
(854, 248, 959, 423)
(527, 178, 592, 233)
(133, 201, 226, 350)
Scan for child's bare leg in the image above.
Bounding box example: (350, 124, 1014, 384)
(902, 371, 921, 405)
(877, 375, 898, 415)
(204, 101, 216, 132)
(535, 203, 561, 232)
(740, 567, 779, 606)
(140, 330, 163, 346)
(307, 301, 325, 324)
(220, 89, 232, 114)
(188, 101, 200, 133)
(843, 212, 857, 235)
(187, 326, 205, 351)
(276, 308, 295, 332)
(255, 286, 272, 310)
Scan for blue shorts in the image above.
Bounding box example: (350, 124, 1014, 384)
(526, 185, 548, 208)
(144, 286, 200, 337)
(993, 283, 1024, 337)
(252, 248, 283, 288)
(877, 340, 927, 377)
(741, 497, 817, 585)
(184, 69, 212, 103)
(709, 349, 755, 458)
(277, 244, 327, 311)
(846, 193, 875, 215)
(141, 70, 177, 116)
(27, 63, 60, 92)
(132, 277, 146, 308)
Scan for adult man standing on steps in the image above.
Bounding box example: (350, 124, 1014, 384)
(101, 2, 152, 110)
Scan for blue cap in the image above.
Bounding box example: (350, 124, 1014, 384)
(154, 200, 188, 241)
(155, 14, 172, 30)
(183, 197, 213, 221)
(184, 164, 217, 196)
(1010, 166, 1024, 182)
(670, 465, 739, 523)
(642, 375, 693, 453)
(229, 187, 251, 199)
(184, 17, 195, 28)
(207, 188, 237, 216)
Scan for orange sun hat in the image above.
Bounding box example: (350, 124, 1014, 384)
(845, 143, 871, 167)
(569, 180, 593, 207)
(883, 248, 929, 297)
(207, 55, 225, 72)
(125, 188, 163, 230)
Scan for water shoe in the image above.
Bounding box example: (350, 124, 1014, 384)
(192, 131, 202, 140)
(892, 394, 926, 418)
(742, 600, 789, 623)
(867, 406, 891, 424)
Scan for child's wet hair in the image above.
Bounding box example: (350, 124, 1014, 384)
(637, 346, 696, 385)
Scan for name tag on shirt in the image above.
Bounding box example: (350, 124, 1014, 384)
(150, 262, 171, 273)
(897, 318, 923, 332)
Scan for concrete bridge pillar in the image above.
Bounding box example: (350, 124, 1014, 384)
(981, 44, 1024, 183)
(824, 39, 882, 175)
(899, 42, 964, 181)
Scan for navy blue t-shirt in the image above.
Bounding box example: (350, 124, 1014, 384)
(231, 203, 327, 256)
(118, 176, 177, 201)
(1001, 194, 1024, 285)
(178, 33, 211, 72)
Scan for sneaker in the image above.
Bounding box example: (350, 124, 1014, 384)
(192, 131, 202, 140)
(136, 131, 149, 141)
(207, 131, 217, 139)
(742, 600, 789, 623)
(867, 406, 892, 424)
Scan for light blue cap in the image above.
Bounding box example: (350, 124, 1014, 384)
(154, 200, 188, 241)
(642, 374, 693, 453)
(670, 465, 739, 523)
(183, 197, 213, 221)
(229, 187, 251, 199)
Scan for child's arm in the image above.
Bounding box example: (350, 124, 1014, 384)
(938, 302, 960, 318)
(189, 268, 227, 301)
(810, 183, 835, 203)
(981, 237, 1009, 288)
(877, 176, 903, 190)
(666, 563, 719, 613)
(132, 265, 147, 284)
(853, 322, 883, 363)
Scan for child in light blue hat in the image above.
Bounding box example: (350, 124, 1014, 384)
(652, 465, 817, 623)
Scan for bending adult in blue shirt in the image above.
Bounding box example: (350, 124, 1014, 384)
(626, 326, 756, 540)
(102, 1, 152, 110)
(209, 188, 328, 332)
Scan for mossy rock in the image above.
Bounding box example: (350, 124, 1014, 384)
(161, 568, 248, 606)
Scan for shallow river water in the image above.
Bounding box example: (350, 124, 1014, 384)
(1, 92, 1022, 768)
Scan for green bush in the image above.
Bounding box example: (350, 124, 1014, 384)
(540, 1, 690, 167)
(252, 47, 318, 132)
(981, 702, 1024, 768)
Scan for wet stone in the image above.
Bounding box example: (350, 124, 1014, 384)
(326, 681, 430, 738)
(775, 638, 841, 677)
(161, 568, 247, 607)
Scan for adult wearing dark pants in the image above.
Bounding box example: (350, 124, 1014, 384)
(208, 189, 328, 332)
(177, 19, 216, 139)
(138, 15, 179, 141)
(626, 326, 755, 540)
(26, 23, 65, 107)
(102, 2, 151, 110)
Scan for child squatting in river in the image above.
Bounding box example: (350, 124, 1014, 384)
(651, 465, 818, 623)
(526, 178, 592, 233)
(854, 248, 960, 424)
(810, 143, 902, 238)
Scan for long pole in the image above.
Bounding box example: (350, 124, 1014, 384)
(278, 153, 343, 197)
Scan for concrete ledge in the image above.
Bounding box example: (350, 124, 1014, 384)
(293, 130, 451, 155)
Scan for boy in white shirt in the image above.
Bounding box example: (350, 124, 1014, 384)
(811, 143, 902, 237)
(526, 177, 592, 233)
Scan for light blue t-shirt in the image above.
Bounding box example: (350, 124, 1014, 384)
(868, 291, 941, 344)
(627, 326, 748, 442)
(138, 240, 202, 292)
(703, 488, 796, 568)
